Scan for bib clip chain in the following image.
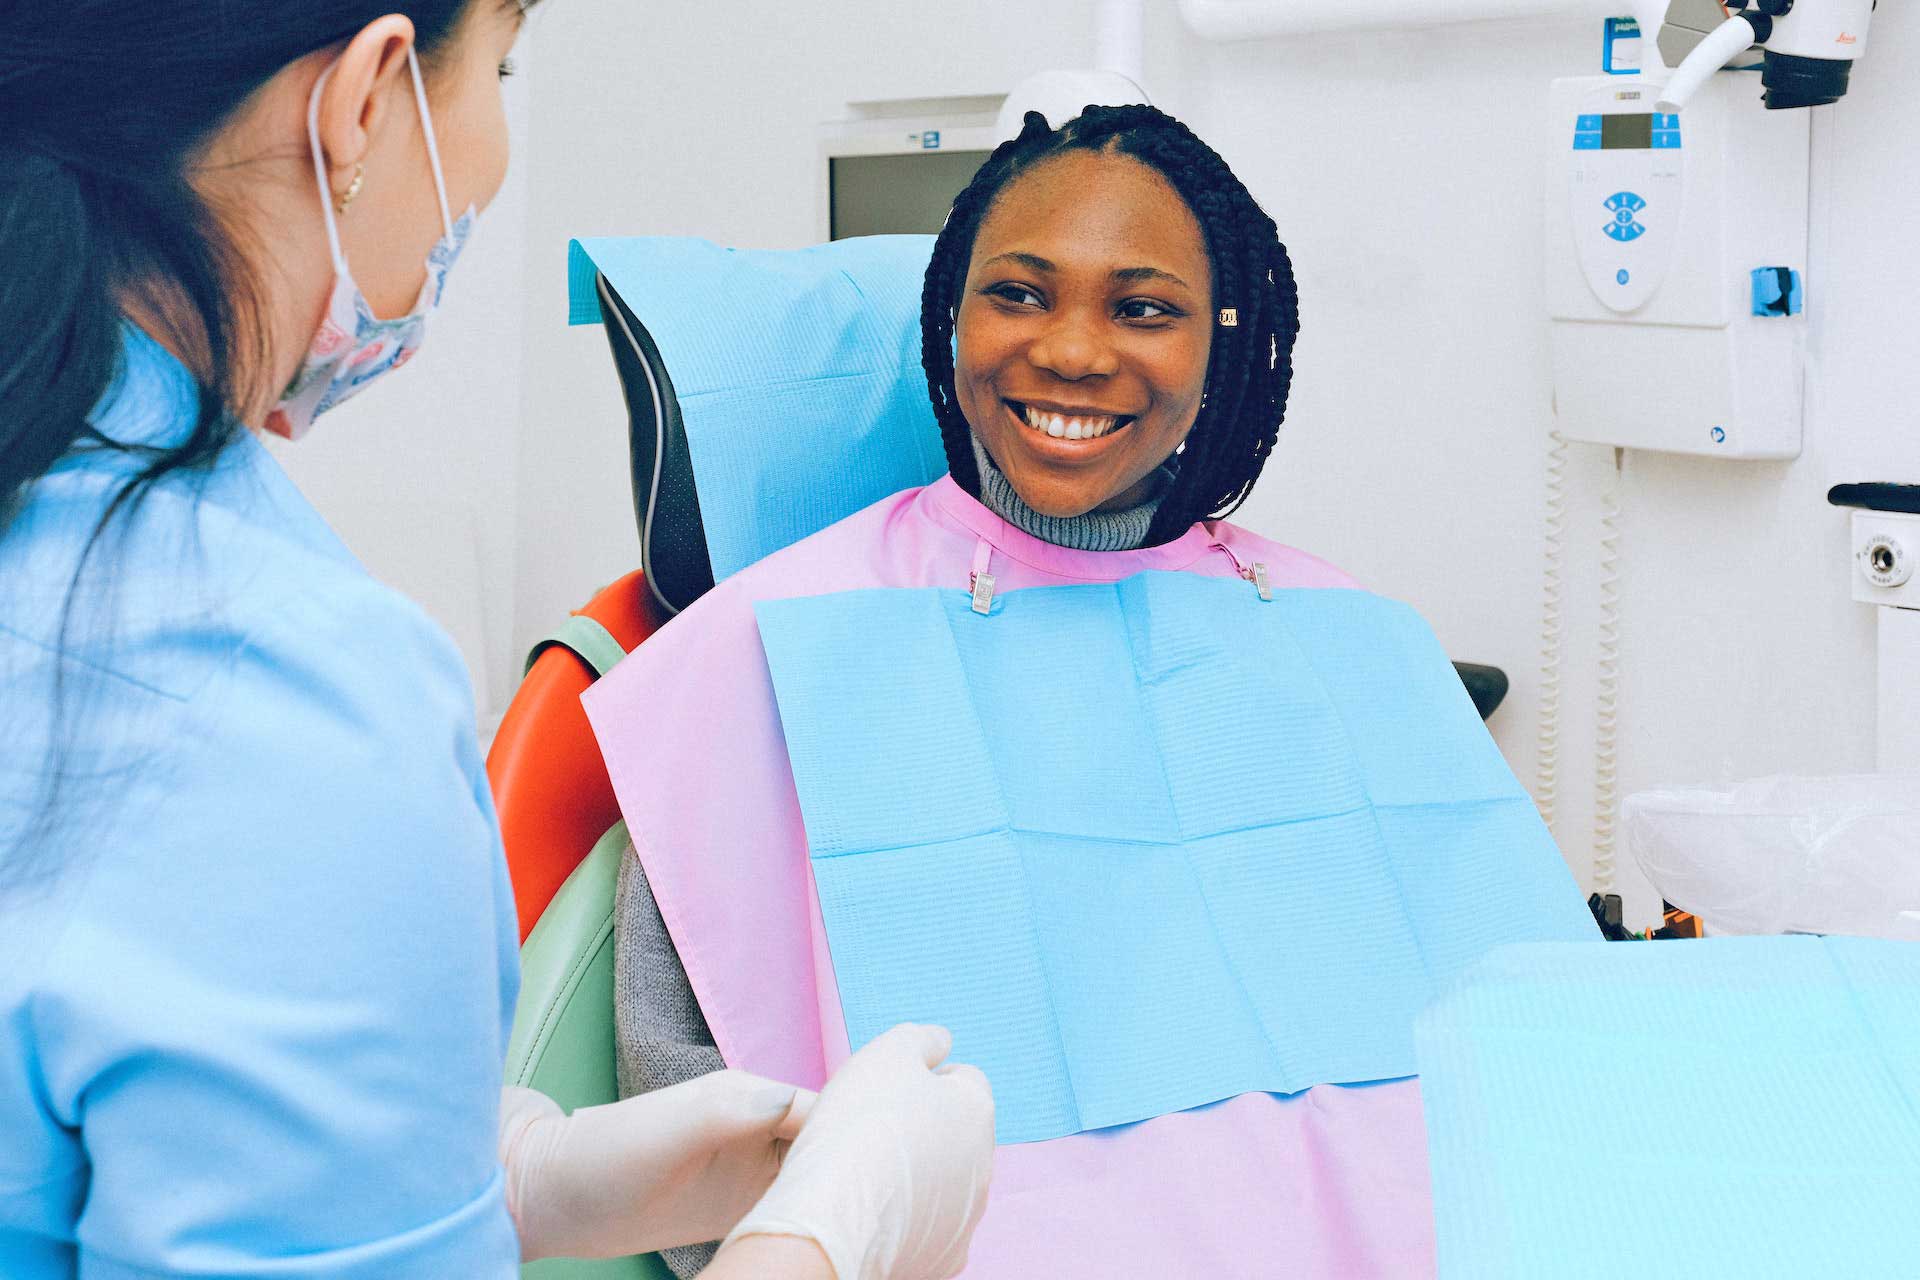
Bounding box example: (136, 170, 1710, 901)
(969, 538, 997, 616)
(1250, 561, 1273, 602)
(1212, 541, 1274, 602)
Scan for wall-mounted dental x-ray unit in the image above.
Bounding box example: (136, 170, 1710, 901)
(1537, 6, 1885, 921)
(1546, 71, 1809, 459)
(1549, 0, 1881, 461)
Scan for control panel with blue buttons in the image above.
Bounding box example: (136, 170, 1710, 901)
(1603, 191, 1647, 241)
(1559, 85, 1683, 315)
(1570, 111, 1682, 151)
(1548, 72, 1813, 460)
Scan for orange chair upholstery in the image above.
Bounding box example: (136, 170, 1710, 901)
(488, 569, 663, 941)
(488, 269, 701, 943)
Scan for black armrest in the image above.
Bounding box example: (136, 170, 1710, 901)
(1453, 663, 1509, 722)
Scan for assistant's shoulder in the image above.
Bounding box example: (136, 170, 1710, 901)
(3, 432, 487, 861)
(1206, 519, 1363, 591)
(226, 550, 478, 746)
(6, 445, 513, 1075)
(3, 431, 469, 711)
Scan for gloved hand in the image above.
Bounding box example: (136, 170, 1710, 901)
(721, 1023, 996, 1280)
(499, 1069, 815, 1261)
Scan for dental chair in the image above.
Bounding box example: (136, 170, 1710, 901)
(492, 234, 1511, 1277)
(494, 573, 664, 1280)
(491, 569, 661, 944)
(492, 235, 948, 1277)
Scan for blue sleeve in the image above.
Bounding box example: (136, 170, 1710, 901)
(25, 572, 521, 1278)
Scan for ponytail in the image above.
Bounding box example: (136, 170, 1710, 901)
(0, 144, 126, 526)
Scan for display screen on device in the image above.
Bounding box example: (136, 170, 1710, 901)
(1601, 113, 1653, 150)
(830, 151, 992, 239)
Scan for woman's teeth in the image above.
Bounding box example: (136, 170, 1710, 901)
(1021, 404, 1122, 441)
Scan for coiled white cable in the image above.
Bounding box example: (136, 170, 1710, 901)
(1590, 478, 1624, 895)
(1533, 432, 1569, 834)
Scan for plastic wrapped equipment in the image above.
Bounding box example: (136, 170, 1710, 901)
(1625, 773, 1920, 940)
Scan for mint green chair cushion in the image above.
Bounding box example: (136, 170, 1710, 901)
(507, 821, 673, 1280)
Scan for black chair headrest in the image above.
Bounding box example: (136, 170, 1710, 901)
(595, 273, 717, 616)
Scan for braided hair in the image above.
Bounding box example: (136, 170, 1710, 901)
(920, 104, 1300, 545)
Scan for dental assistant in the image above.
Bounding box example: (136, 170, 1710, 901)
(0, 5, 991, 1277)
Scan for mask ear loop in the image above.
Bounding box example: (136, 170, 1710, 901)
(306, 61, 351, 278)
(305, 47, 456, 276)
(405, 47, 456, 238)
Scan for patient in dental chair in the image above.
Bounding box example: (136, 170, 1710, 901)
(590, 103, 1593, 1278)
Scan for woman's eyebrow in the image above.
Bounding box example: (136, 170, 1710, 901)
(1113, 265, 1192, 289)
(980, 251, 1056, 274)
(982, 254, 1192, 292)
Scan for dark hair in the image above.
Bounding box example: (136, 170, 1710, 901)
(920, 104, 1300, 544)
(0, 2, 484, 881)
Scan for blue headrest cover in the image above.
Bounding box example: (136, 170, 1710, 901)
(568, 235, 948, 581)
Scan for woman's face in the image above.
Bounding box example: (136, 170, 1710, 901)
(427, 1, 525, 221)
(954, 149, 1214, 518)
(344, 0, 525, 319)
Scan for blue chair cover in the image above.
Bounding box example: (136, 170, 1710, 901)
(568, 236, 947, 581)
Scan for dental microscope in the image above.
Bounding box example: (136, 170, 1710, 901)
(1653, 0, 1877, 112)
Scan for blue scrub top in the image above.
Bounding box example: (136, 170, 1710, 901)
(0, 327, 522, 1276)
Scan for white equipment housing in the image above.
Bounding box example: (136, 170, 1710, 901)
(816, 99, 999, 242)
(1546, 72, 1809, 459)
(1847, 508, 1920, 773)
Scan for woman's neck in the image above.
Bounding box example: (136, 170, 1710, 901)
(969, 434, 1171, 553)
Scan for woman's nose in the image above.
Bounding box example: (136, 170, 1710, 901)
(1027, 311, 1119, 381)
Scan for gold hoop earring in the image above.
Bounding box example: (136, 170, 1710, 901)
(334, 164, 365, 216)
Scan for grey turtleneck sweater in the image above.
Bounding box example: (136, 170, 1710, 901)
(970, 433, 1171, 553)
(612, 441, 1170, 1277)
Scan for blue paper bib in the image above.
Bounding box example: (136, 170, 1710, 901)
(756, 573, 1596, 1144)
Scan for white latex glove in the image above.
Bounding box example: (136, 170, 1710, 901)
(722, 1023, 996, 1280)
(499, 1070, 815, 1261)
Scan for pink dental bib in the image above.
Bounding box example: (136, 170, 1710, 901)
(584, 477, 1437, 1277)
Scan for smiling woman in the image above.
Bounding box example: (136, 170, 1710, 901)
(592, 105, 1475, 1280)
(958, 151, 1214, 517)
(925, 105, 1299, 545)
